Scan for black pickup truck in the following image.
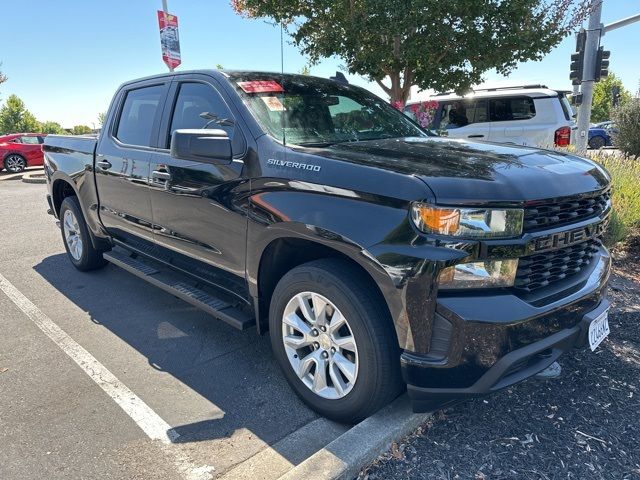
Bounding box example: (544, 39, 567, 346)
(43, 70, 612, 423)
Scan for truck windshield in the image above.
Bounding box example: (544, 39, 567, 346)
(229, 73, 429, 146)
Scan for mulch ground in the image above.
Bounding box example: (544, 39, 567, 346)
(360, 239, 640, 480)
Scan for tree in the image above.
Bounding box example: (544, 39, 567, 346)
(0, 94, 41, 134)
(97, 112, 107, 127)
(41, 121, 65, 134)
(232, 0, 590, 104)
(591, 72, 632, 123)
(613, 99, 640, 158)
(71, 125, 93, 135)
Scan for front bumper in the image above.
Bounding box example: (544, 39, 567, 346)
(403, 247, 610, 412)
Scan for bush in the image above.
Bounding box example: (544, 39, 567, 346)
(589, 152, 640, 245)
(612, 99, 640, 158)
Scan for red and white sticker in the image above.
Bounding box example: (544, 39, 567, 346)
(261, 96, 285, 111)
(237, 80, 284, 94)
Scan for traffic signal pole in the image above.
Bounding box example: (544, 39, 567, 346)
(575, 0, 603, 154)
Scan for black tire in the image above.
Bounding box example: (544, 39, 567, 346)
(59, 196, 107, 271)
(269, 258, 403, 423)
(589, 136, 606, 149)
(4, 154, 27, 173)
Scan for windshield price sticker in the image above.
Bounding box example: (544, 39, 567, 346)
(237, 81, 285, 94)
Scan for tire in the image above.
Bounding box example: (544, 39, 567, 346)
(589, 136, 606, 149)
(269, 258, 403, 423)
(59, 196, 107, 271)
(4, 154, 27, 173)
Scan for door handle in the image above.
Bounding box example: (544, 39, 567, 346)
(152, 170, 171, 181)
(97, 160, 112, 170)
(467, 134, 484, 138)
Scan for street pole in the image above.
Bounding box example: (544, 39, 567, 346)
(575, 0, 603, 154)
(162, 0, 173, 72)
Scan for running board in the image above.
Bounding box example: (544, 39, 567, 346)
(103, 248, 255, 331)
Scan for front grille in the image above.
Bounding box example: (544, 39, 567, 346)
(523, 190, 611, 232)
(514, 239, 601, 292)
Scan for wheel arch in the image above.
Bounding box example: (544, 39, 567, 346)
(52, 177, 78, 216)
(253, 234, 400, 346)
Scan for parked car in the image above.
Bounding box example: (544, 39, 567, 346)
(0, 133, 47, 173)
(43, 71, 611, 422)
(588, 122, 617, 149)
(405, 85, 575, 148)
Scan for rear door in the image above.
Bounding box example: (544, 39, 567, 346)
(487, 96, 537, 145)
(148, 74, 249, 297)
(18, 135, 44, 164)
(438, 99, 490, 141)
(95, 79, 170, 248)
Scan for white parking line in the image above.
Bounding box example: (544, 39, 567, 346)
(0, 272, 179, 444)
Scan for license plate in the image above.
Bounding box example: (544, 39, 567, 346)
(588, 309, 610, 351)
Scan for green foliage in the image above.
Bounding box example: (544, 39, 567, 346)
(40, 121, 65, 134)
(591, 73, 632, 123)
(589, 152, 640, 245)
(71, 125, 93, 135)
(232, 0, 589, 102)
(97, 112, 107, 127)
(612, 99, 640, 159)
(0, 94, 41, 134)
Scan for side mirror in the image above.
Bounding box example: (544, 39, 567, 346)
(170, 129, 232, 164)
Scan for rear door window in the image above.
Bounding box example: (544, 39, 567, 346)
(115, 85, 164, 147)
(440, 99, 488, 129)
(489, 97, 536, 121)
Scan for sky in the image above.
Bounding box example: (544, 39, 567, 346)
(1, 0, 638, 128)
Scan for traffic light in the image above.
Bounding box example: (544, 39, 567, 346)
(595, 47, 610, 81)
(570, 31, 586, 85)
(612, 85, 621, 107)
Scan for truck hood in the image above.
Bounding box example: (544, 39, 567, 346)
(320, 137, 610, 204)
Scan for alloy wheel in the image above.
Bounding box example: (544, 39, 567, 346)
(281, 291, 359, 399)
(63, 210, 84, 261)
(5, 155, 26, 173)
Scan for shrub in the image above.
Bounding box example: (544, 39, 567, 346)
(612, 99, 640, 158)
(589, 152, 640, 245)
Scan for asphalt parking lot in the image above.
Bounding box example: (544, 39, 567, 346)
(0, 177, 350, 479)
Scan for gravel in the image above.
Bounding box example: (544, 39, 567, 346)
(360, 244, 640, 480)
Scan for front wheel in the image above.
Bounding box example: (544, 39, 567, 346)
(4, 154, 27, 173)
(269, 259, 403, 423)
(59, 196, 107, 271)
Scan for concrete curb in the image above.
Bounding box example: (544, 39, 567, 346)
(277, 395, 430, 480)
(21, 171, 47, 184)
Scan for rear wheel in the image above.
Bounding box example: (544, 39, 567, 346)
(589, 136, 606, 149)
(59, 196, 107, 271)
(4, 154, 26, 173)
(269, 259, 403, 423)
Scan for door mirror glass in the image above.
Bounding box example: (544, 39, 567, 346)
(170, 129, 232, 164)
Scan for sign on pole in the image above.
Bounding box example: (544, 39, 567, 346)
(157, 10, 181, 71)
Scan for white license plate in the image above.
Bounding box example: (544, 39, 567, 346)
(588, 309, 610, 351)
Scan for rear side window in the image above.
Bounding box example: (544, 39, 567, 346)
(489, 97, 536, 121)
(115, 85, 164, 147)
(438, 99, 488, 129)
(20, 136, 40, 144)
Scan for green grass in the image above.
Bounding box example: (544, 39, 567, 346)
(588, 152, 640, 246)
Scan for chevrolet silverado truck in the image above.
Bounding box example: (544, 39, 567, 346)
(43, 70, 612, 423)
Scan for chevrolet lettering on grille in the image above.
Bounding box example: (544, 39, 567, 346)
(533, 220, 607, 252)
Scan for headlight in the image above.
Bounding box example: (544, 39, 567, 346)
(411, 204, 523, 238)
(439, 259, 519, 289)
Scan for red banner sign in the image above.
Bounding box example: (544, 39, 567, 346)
(157, 10, 181, 70)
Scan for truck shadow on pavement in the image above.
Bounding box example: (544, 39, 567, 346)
(34, 254, 322, 455)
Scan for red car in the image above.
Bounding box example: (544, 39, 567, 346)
(0, 133, 47, 173)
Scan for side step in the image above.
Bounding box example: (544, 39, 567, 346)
(103, 248, 255, 331)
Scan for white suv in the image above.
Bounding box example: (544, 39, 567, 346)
(405, 85, 575, 148)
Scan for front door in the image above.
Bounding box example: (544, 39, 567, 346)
(95, 80, 170, 248)
(148, 76, 249, 298)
